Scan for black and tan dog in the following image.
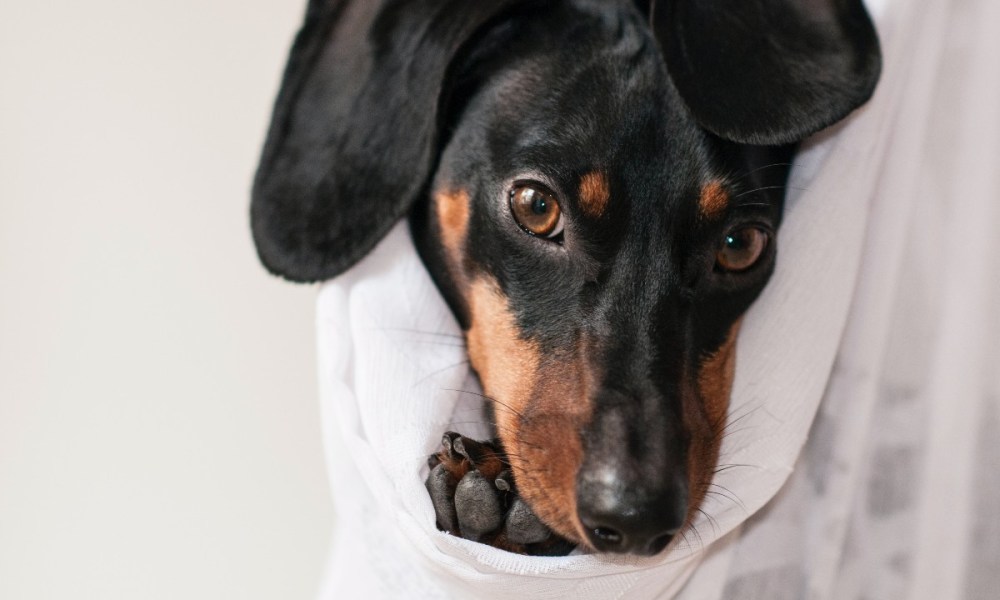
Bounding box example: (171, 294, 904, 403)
(252, 0, 880, 557)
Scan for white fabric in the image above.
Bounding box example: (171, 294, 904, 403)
(315, 0, 1000, 596)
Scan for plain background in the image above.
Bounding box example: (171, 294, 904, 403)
(0, 1, 335, 598)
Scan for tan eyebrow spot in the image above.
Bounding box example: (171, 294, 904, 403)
(699, 181, 730, 219)
(434, 188, 470, 281)
(578, 170, 610, 218)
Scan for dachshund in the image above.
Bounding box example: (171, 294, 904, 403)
(251, 0, 881, 557)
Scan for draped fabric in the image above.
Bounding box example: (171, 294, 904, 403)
(688, 0, 1000, 597)
(314, 0, 1000, 596)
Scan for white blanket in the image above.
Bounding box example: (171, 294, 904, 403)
(314, 0, 1000, 596)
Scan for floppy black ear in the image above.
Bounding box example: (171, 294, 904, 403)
(251, 0, 530, 282)
(649, 0, 881, 145)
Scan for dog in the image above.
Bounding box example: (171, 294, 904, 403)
(251, 0, 880, 557)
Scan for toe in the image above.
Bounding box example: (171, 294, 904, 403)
(504, 498, 550, 545)
(454, 470, 504, 541)
(425, 463, 460, 534)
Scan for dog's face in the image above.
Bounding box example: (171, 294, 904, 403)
(416, 7, 789, 551)
(252, 0, 880, 555)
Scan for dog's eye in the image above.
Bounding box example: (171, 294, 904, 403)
(716, 226, 769, 272)
(509, 184, 564, 239)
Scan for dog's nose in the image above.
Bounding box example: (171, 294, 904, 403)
(576, 472, 687, 556)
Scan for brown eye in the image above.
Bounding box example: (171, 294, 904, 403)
(717, 227, 769, 272)
(509, 184, 564, 239)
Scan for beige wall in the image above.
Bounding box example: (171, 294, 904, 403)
(0, 2, 333, 598)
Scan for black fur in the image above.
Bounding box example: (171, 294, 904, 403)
(653, 0, 881, 145)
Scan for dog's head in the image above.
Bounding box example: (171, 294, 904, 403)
(253, 0, 880, 555)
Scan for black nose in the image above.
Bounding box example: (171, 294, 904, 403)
(576, 473, 687, 556)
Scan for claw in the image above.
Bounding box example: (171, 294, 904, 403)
(495, 469, 514, 492)
(441, 431, 462, 459)
(450, 435, 492, 462)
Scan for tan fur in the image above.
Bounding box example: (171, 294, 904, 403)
(578, 170, 611, 219)
(465, 279, 594, 543)
(435, 189, 470, 280)
(513, 343, 596, 543)
(683, 320, 741, 526)
(466, 278, 540, 433)
(698, 181, 729, 220)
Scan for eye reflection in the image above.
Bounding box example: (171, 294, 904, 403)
(716, 226, 768, 272)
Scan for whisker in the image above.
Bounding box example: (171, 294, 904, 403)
(683, 520, 705, 553)
(412, 359, 469, 386)
(672, 529, 694, 554)
(706, 483, 747, 512)
(712, 463, 759, 475)
(732, 184, 809, 199)
(442, 388, 527, 420)
(715, 423, 758, 444)
(695, 507, 720, 537)
(444, 419, 521, 440)
(729, 162, 800, 184)
(713, 403, 763, 442)
(438, 446, 533, 468)
(374, 327, 464, 339)
(406, 340, 467, 348)
(435, 419, 546, 454)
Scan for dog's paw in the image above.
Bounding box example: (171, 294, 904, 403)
(425, 432, 575, 556)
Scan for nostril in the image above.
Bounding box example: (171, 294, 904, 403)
(577, 491, 686, 554)
(576, 467, 688, 554)
(592, 526, 622, 545)
(647, 532, 674, 555)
